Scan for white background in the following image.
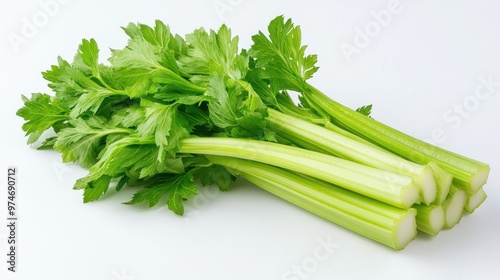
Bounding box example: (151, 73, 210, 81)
(1, 0, 499, 279)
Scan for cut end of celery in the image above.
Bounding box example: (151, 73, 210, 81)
(444, 190, 467, 229)
(402, 183, 420, 208)
(395, 209, 417, 250)
(427, 162, 452, 204)
(437, 178, 453, 204)
(424, 206, 444, 236)
(465, 188, 487, 214)
(420, 165, 437, 205)
(470, 167, 490, 192)
(414, 204, 445, 236)
(428, 206, 445, 235)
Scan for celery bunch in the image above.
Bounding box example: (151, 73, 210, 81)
(17, 17, 489, 250)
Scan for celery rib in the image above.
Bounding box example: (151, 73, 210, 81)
(207, 155, 417, 250)
(413, 204, 445, 236)
(304, 85, 490, 193)
(442, 185, 467, 229)
(180, 137, 419, 208)
(427, 162, 453, 204)
(268, 108, 437, 204)
(464, 188, 487, 214)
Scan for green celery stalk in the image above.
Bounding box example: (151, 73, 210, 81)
(427, 162, 453, 204)
(267, 108, 437, 204)
(206, 155, 417, 250)
(464, 188, 487, 214)
(322, 123, 455, 206)
(442, 184, 467, 229)
(248, 15, 489, 194)
(179, 137, 419, 208)
(413, 204, 445, 236)
(303, 85, 490, 193)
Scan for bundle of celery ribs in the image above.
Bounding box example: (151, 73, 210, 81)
(17, 16, 490, 249)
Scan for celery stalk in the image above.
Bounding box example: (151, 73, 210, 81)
(427, 162, 453, 204)
(180, 137, 419, 208)
(207, 155, 417, 250)
(442, 185, 467, 229)
(304, 85, 490, 193)
(268, 109, 437, 204)
(413, 204, 445, 236)
(464, 188, 487, 213)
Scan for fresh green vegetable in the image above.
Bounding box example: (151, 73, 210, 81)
(428, 162, 452, 204)
(413, 204, 445, 236)
(464, 188, 487, 213)
(267, 108, 436, 204)
(248, 16, 490, 193)
(207, 155, 417, 250)
(443, 185, 467, 229)
(180, 137, 420, 208)
(16, 17, 490, 250)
